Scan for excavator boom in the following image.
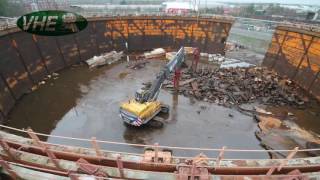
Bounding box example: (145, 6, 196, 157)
(137, 47, 185, 103)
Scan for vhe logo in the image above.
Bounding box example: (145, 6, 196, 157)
(17, 10, 88, 36)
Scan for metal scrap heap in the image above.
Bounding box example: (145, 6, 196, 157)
(165, 67, 310, 107)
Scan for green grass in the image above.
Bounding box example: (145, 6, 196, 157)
(228, 34, 271, 54)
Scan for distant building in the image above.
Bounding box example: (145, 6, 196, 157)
(255, 9, 266, 16)
(69, 4, 162, 13)
(162, 1, 198, 14)
(15, 0, 69, 12)
(222, 6, 240, 15)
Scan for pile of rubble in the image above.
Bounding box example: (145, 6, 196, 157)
(85, 51, 124, 68)
(144, 48, 166, 59)
(164, 67, 309, 107)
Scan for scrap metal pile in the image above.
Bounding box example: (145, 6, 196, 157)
(165, 67, 309, 107)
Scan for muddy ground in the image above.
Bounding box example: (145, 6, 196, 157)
(226, 49, 265, 65)
(5, 57, 320, 159)
(6, 59, 268, 159)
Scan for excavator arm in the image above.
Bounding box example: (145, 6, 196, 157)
(135, 47, 185, 103)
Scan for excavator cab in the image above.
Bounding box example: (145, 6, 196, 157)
(135, 89, 146, 103)
(135, 83, 152, 103)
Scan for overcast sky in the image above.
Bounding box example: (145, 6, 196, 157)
(203, 0, 320, 6)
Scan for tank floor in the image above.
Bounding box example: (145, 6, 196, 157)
(7, 60, 269, 159)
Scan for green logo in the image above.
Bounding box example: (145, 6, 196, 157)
(17, 10, 88, 36)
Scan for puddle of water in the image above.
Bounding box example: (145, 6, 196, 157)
(267, 102, 320, 135)
(118, 72, 130, 79)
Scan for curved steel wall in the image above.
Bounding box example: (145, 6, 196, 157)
(0, 16, 234, 120)
(263, 25, 320, 101)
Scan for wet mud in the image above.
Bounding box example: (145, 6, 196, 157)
(6, 59, 320, 159)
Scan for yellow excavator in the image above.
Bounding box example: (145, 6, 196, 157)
(119, 47, 185, 126)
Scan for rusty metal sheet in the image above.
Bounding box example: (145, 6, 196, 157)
(74, 23, 98, 61)
(127, 35, 146, 51)
(110, 20, 127, 51)
(294, 57, 318, 90)
(263, 26, 320, 101)
(127, 19, 146, 51)
(94, 21, 113, 53)
(273, 55, 297, 78)
(111, 17, 232, 53)
(0, 76, 14, 115)
(191, 38, 206, 53)
(56, 35, 80, 65)
(145, 35, 168, 50)
(161, 33, 175, 50)
(262, 52, 277, 68)
(112, 38, 127, 52)
(173, 21, 193, 48)
(0, 111, 4, 124)
(0, 35, 33, 99)
(12, 32, 47, 83)
(0, 16, 234, 115)
(34, 36, 65, 73)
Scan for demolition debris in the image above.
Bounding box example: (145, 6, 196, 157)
(85, 51, 124, 68)
(164, 67, 310, 107)
(144, 48, 166, 59)
(126, 60, 149, 70)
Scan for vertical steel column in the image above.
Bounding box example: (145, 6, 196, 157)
(0, 72, 16, 100)
(0, 110, 5, 123)
(215, 146, 226, 169)
(32, 35, 49, 74)
(160, 19, 165, 47)
(190, 20, 195, 46)
(204, 29, 209, 52)
(0, 136, 16, 161)
(116, 156, 124, 178)
(8, 35, 35, 84)
(308, 70, 320, 92)
(223, 24, 231, 37)
(0, 159, 19, 180)
(266, 147, 298, 175)
(126, 19, 130, 52)
(110, 21, 115, 50)
(270, 31, 288, 69)
(91, 137, 102, 159)
(55, 38, 67, 67)
(291, 35, 314, 80)
(26, 128, 61, 169)
(91, 22, 100, 55)
(173, 20, 178, 48)
(221, 23, 230, 54)
(73, 35, 82, 62)
(154, 143, 159, 163)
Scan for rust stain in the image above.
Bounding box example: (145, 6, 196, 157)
(263, 25, 320, 101)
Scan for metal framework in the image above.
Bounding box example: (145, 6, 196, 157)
(0, 124, 319, 179)
(263, 25, 320, 101)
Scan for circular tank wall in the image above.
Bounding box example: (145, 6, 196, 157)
(0, 15, 234, 120)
